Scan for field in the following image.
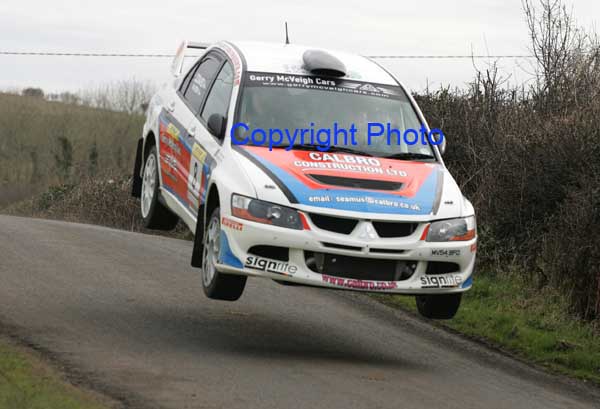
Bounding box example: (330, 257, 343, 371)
(0, 91, 143, 207)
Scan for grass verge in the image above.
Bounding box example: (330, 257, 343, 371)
(0, 337, 111, 409)
(375, 272, 600, 384)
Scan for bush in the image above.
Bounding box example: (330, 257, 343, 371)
(5, 172, 190, 240)
(22, 87, 44, 98)
(414, 0, 600, 321)
(540, 177, 600, 320)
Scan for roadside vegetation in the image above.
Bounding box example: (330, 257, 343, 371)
(3, 172, 191, 239)
(0, 338, 111, 409)
(0, 0, 598, 390)
(415, 0, 600, 323)
(0, 80, 150, 208)
(378, 273, 600, 384)
(385, 0, 600, 382)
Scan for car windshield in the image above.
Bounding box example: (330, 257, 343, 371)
(234, 72, 436, 159)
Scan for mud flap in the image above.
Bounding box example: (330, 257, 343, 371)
(191, 205, 205, 268)
(131, 138, 143, 198)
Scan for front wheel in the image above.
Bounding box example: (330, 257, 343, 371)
(416, 293, 462, 319)
(202, 207, 247, 301)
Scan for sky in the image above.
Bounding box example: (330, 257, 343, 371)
(0, 0, 598, 93)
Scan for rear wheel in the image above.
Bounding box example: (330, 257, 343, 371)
(202, 207, 247, 301)
(140, 146, 179, 230)
(416, 293, 462, 319)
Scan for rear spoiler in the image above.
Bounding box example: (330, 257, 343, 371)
(171, 41, 210, 77)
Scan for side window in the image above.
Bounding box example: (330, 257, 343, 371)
(183, 57, 220, 113)
(201, 62, 234, 121)
(179, 63, 197, 94)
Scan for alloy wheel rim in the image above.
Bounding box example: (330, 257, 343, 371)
(141, 154, 156, 218)
(202, 216, 220, 286)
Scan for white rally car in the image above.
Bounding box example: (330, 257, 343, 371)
(132, 40, 477, 319)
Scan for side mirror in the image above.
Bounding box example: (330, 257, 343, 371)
(430, 131, 446, 156)
(207, 114, 226, 140)
(438, 136, 447, 155)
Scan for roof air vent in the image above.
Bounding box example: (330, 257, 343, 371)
(302, 49, 346, 77)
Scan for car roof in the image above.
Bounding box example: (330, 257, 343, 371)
(224, 41, 398, 86)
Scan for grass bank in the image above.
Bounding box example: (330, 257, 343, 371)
(376, 273, 600, 384)
(2, 173, 191, 240)
(0, 338, 111, 409)
(0, 91, 143, 207)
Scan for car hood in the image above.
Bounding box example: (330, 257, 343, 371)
(234, 146, 461, 217)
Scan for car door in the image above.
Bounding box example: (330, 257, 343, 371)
(159, 53, 222, 216)
(186, 59, 235, 211)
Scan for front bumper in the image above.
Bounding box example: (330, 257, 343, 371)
(217, 214, 476, 294)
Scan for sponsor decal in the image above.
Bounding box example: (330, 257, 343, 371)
(294, 152, 410, 176)
(187, 143, 208, 204)
(306, 195, 421, 211)
(219, 42, 242, 85)
(160, 133, 182, 156)
(420, 275, 463, 289)
(246, 72, 403, 100)
(431, 248, 461, 257)
(158, 110, 215, 216)
(245, 256, 297, 276)
(239, 146, 441, 214)
(222, 217, 243, 231)
(163, 153, 177, 170)
(192, 143, 207, 162)
(162, 153, 178, 181)
(322, 274, 397, 290)
(166, 123, 180, 140)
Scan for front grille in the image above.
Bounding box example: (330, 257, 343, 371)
(321, 242, 362, 252)
(369, 248, 406, 255)
(309, 213, 358, 234)
(426, 261, 460, 274)
(309, 174, 403, 191)
(305, 251, 416, 281)
(372, 221, 418, 238)
(248, 245, 289, 261)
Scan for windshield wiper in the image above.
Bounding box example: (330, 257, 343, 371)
(326, 145, 374, 156)
(385, 152, 436, 161)
(285, 144, 374, 157)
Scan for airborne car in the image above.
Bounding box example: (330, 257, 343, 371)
(132, 40, 477, 319)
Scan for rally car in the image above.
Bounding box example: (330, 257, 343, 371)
(131, 40, 477, 319)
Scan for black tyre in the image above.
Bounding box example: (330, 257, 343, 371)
(416, 293, 462, 319)
(202, 207, 247, 301)
(140, 146, 179, 230)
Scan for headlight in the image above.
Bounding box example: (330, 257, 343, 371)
(426, 216, 476, 242)
(231, 194, 304, 230)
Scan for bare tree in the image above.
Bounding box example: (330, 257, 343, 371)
(523, 0, 600, 113)
(79, 79, 156, 114)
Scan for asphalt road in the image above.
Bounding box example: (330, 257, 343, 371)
(0, 215, 598, 409)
